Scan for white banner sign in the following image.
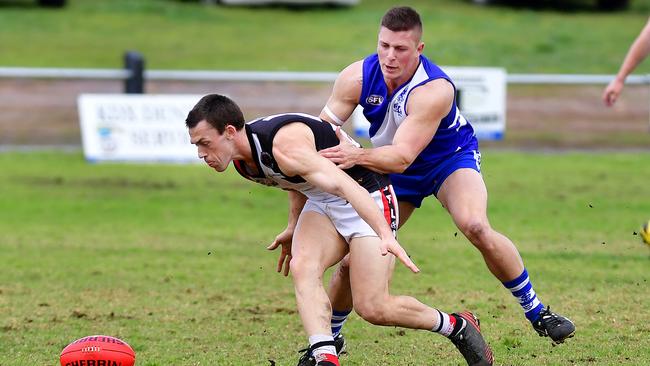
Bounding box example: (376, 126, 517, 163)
(78, 94, 202, 162)
(353, 66, 507, 140)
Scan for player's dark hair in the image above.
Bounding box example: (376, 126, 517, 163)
(185, 94, 245, 133)
(381, 6, 422, 34)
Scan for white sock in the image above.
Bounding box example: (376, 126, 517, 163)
(431, 310, 456, 337)
(309, 334, 336, 358)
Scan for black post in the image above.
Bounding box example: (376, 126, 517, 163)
(124, 51, 144, 94)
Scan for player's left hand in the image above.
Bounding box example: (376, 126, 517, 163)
(319, 127, 362, 169)
(267, 227, 293, 276)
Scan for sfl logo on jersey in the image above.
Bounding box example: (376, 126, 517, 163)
(366, 95, 384, 105)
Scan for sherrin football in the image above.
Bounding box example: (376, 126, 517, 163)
(60, 335, 135, 366)
(641, 219, 650, 246)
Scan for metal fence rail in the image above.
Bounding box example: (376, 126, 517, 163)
(2, 66, 650, 86)
(506, 73, 650, 85)
(0, 67, 130, 79)
(146, 69, 340, 82)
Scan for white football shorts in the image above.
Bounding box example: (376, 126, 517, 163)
(302, 185, 398, 243)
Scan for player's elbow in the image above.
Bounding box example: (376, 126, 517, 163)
(323, 181, 346, 198)
(391, 154, 415, 174)
(393, 161, 410, 174)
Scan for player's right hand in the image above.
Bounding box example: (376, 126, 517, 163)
(602, 79, 624, 107)
(267, 227, 294, 276)
(319, 127, 362, 169)
(381, 237, 419, 273)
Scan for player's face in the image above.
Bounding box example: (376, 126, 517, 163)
(189, 120, 235, 172)
(377, 27, 423, 84)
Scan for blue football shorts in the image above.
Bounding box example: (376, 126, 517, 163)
(389, 147, 482, 208)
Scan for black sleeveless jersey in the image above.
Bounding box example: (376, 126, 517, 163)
(232, 113, 390, 199)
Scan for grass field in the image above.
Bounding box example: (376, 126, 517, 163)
(1, 0, 650, 365)
(1, 0, 650, 73)
(1, 151, 649, 365)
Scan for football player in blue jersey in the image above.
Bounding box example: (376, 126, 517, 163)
(290, 6, 575, 365)
(186, 94, 493, 366)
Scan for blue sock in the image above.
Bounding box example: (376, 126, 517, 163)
(331, 309, 351, 337)
(503, 269, 545, 322)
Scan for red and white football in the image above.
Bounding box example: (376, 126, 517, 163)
(60, 335, 135, 366)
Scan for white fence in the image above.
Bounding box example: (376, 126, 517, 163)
(1, 66, 650, 85)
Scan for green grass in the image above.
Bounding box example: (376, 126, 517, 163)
(1, 150, 649, 365)
(1, 0, 650, 73)
(1, 1, 649, 364)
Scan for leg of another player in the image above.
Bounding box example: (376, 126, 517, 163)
(396, 201, 417, 228)
(437, 168, 575, 343)
(326, 257, 353, 338)
(291, 211, 348, 365)
(436, 168, 524, 281)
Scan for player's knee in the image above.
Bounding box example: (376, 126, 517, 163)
(289, 256, 317, 280)
(354, 300, 390, 325)
(459, 219, 490, 244)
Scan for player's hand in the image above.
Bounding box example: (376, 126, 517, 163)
(319, 127, 362, 169)
(602, 79, 624, 107)
(267, 227, 293, 276)
(381, 237, 419, 273)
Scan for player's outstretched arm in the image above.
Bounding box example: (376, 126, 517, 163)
(273, 122, 419, 273)
(267, 190, 307, 276)
(603, 17, 650, 107)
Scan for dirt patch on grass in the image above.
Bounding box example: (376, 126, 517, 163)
(484, 84, 650, 150)
(0, 79, 648, 150)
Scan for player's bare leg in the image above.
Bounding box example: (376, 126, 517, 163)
(327, 200, 414, 316)
(396, 201, 417, 227)
(322, 200, 414, 357)
(437, 168, 523, 281)
(437, 168, 575, 343)
(291, 211, 348, 365)
(327, 258, 353, 313)
(347, 235, 493, 365)
(348, 236, 437, 328)
(303, 201, 494, 365)
(325, 255, 353, 356)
